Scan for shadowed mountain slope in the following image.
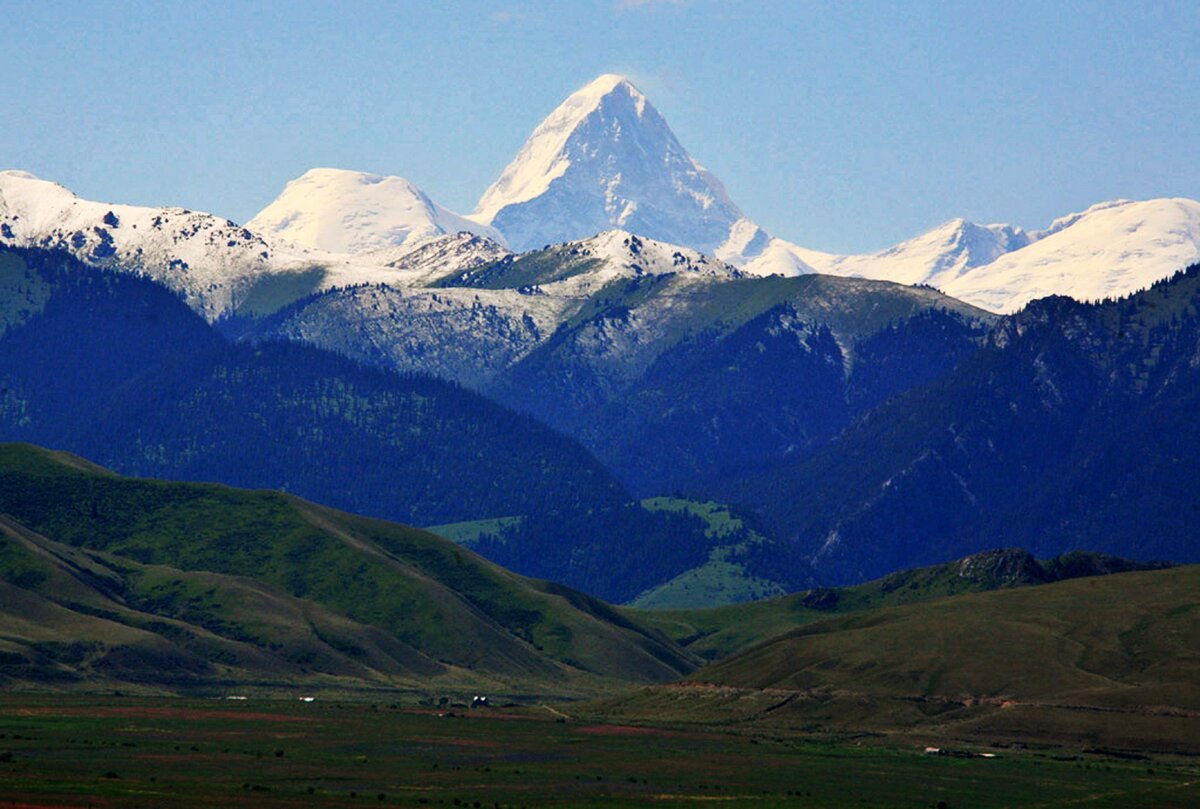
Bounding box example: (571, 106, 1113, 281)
(0, 245, 625, 526)
(718, 264, 1200, 583)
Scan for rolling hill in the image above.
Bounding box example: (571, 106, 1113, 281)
(0, 444, 697, 695)
(631, 548, 1174, 660)
(595, 565, 1200, 753)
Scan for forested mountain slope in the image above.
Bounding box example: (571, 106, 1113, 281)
(719, 264, 1200, 583)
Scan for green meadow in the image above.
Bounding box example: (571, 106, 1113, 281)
(0, 694, 1195, 809)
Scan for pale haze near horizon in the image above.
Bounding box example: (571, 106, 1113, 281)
(2, 0, 1197, 253)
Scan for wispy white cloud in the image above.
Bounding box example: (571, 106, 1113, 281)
(615, 0, 691, 11)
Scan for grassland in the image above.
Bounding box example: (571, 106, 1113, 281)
(0, 444, 696, 695)
(628, 498, 785, 609)
(629, 548, 1172, 659)
(425, 517, 524, 546)
(234, 266, 328, 316)
(599, 567, 1200, 756)
(0, 694, 1195, 808)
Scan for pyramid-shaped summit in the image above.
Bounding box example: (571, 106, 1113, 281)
(471, 74, 764, 256)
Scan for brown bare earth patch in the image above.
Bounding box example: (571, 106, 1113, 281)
(4, 804, 103, 809)
(577, 723, 721, 740)
(3, 705, 311, 722)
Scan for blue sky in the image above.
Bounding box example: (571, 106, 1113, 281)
(4, 0, 1197, 252)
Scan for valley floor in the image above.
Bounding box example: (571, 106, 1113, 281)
(0, 694, 1195, 808)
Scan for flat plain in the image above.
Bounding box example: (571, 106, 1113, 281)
(0, 694, 1195, 808)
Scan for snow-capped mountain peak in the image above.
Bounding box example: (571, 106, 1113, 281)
(940, 197, 1200, 312)
(0, 169, 291, 319)
(0, 169, 81, 223)
(471, 74, 753, 257)
(819, 218, 1029, 285)
(473, 75, 654, 221)
(248, 167, 502, 254)
(572, 229, 741, 279)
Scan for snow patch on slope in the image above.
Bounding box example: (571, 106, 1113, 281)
(361, 232, 513, 286)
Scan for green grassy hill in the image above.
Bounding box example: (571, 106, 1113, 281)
(0, 444, 698, 696)
(597, 565, 1200, 753)
(0, 514, 452, 690)
(631, 548, 1170, 659)
(625, 498, 791, 609)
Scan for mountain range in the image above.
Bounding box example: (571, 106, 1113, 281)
(0, 243, 821, 605)
(718, 262, 1200, 583)
(5, 235, 1199, 605)
(4, 75, 1199, 324)
(2, 73, 1199, 607)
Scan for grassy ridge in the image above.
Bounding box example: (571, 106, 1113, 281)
(0, 514, 453, 690)
(599, 566, 1200, 754)
(697, 566, 1199, 701)
(630, 548, 1171, 659)
(0, 444, 697, 694)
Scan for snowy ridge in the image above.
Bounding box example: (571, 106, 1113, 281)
(0, 169, 290, 319)
(564, 229, 740, 280)
(940, 198, 1200, 312)
(248, 168, 502, 254)
(464, 229, 742, 301)
(788, 220, 1032, 289)
(0, 169, 490, 320)
(1032, 199, 1136, 241)
(764, 200, 1200, 312)
(249, 229, 753, 389)
(361, 232, 513, 286)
